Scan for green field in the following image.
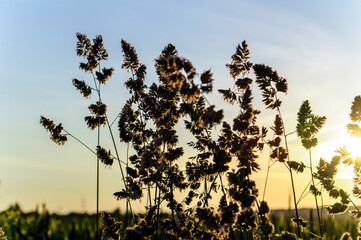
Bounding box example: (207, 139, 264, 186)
(0, 204, 358, 239)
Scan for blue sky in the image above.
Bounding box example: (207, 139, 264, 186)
(1, 0, 361, 213)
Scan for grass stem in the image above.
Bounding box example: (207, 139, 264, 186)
(309, 149, 323, 237)
(277, 106, 301, 237)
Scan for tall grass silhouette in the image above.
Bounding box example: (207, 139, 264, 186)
(296, 100, 326, 237)
(40, 33, 361, 239)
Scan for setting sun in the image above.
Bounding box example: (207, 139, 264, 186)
(316, 135, 361, 182)
(344, 137, 361, 159)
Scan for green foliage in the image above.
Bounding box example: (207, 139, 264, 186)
(347, 96, 361, 137)
(296, 100, 326, 149)
(314, 157, 339, 191)
(349, 96, 361, 122)
(0, 204, 108, 239)
(288, 161, 306, 173)
(336, 146, 353, 166)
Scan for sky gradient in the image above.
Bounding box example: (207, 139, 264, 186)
(1, 0, 361, 213)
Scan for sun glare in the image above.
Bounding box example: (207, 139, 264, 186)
(317, 136, 361, 180)
(319, 136, 361, 160)
(344, 137, 361, 158)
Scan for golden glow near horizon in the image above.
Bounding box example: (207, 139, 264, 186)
(319, 135, 361, 164)
(316, 134, 361, 189)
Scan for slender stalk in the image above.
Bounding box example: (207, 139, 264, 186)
(96, 125, 100, 239)
(219, 174, 226, 196)
(277, 106, 301, 237)
(309, 149, 323, 237)
(296, 180, 312, 205)
(201, 93, 211, 106)
(320, 185, 323, 229)
(155, 182, 161, 240)
(349, 196, 360, 212)
(63, 130, 96, 155)
(286, 131, 297, 136)
(110, 112, 121, 127)
(309, 232, 322, 239)
(148, 184, 152, 209)
(203, 173, 219, 207)
(125, 143, 129, 230)
(154, 184, 158, 207)
(94, 66, 136, 235)
(92, 73, 128, 191)
(95, 71, 101, 240)
(262, 161, 271, 201)
(104, 111, 134, 223)
(204, 177, 208, 207)
(262, 144, 273, 201)
(64, 130, 127, 165)
(202, 129, 212, 207)
(169, 162, 175, 221)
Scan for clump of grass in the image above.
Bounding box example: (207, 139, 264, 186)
(40, 33, 361, 239)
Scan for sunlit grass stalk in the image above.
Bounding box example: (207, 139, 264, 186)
(262, 131, 294, 201)
(63, 129, 127, 166)
(296, 180, 312, 205)
(262, 156, 272, 201)
(104, 114, 133, 224)
(262, 136, 275, 201)
(276, 106, 301, 237)
(92, 67, 135, 234)
(320, 185, 323, 229)
(63, 130, 96, 154)
(309, 149, 323, 237)
(92, 71, 101, 239)
(92, 68, 134, 229)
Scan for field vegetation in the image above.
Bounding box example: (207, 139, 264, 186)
(5, 33, 360, 239)
(0, 204, 359, 239)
